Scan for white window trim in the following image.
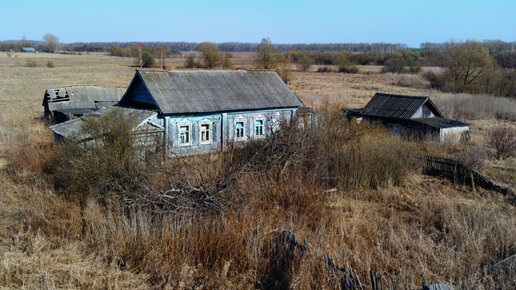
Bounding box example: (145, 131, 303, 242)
(234, 118, 246, 141)
(254, 117, 266, 139)
(177, 120, 192, 147)
(199, 121, 212, 145)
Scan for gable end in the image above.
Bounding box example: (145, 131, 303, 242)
(119, 71, 160, 111)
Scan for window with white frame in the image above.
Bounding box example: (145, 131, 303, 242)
(200, 123, 211, 144)
(255, 119, 265, 137)
(235, 121, 245, 140)
(178, 124, 190, 145)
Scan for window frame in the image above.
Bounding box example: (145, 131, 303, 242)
(254, 118, 265, 138)
(234, 119, 246, 141)
(177, 121, 192, 147)
(199, 121, 212, 145)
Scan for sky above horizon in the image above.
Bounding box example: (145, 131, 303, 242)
(1, 0, 514, 48)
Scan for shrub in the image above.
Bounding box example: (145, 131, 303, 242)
(382, 51, 421, 74)
(487, 126, 516, 159)
(454, 146, 487, 171)
(222, 53, 234, 69)
(109, 45, 129, 57)
(276, 62, 293, 84)
(141, 50, 155, 67)
(335, 52, 359, 74)
(317, 66, 335, 73)
(184, 55, 197, 68)
(50, 108, 145, 199)
(382, 52, 405, 73)
(300, 54, 313, 71)
(46, 60, 55, 68)
(24, 59, 39, 67)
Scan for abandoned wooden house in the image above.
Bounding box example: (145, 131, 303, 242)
(347, 93, 470, 142)
(43, 86, 124, 123)
(50, 69, 304, 156)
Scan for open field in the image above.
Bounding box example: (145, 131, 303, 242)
(0, 52, 515, 288)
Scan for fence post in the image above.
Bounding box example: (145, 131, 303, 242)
(453, 160, 457, 183)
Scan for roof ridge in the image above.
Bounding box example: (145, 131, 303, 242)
(375, 92, 428, 99)
(136, 69, 276, 73)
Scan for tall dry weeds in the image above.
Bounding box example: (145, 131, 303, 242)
(1, 109, 515, 288)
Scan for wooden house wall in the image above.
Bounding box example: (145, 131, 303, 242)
(164, 108, 296, 156)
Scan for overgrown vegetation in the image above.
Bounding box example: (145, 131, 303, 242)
(423, 41, 516, 96)
(487, 126, 516, 160)
(2, 108, 514, 288)
(432, 94, 516, 121)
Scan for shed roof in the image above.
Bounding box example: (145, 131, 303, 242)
(44, 86, 124, 113)
(360, 93, 443, 119)
(50, 106, 157, 140)
(412, 117, 469, 129)
(121, 70, 302, 114)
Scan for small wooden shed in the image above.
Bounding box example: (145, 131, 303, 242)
(347, 93, 469, 142)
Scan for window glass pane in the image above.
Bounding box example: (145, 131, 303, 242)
(236, 122, 244, 138)
(255, 119, 264, 136)
(201, 124, 210, 142)
(179, 125, 190, 144)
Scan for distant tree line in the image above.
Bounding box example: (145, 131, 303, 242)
(0, 40, 407, 53)
(421, 40, 516, 69)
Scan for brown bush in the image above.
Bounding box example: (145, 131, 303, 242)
(24, 59, 39, 67)
(487, 126, 516, 159)
(317, 66, 335, 73)
(454, 146, 487, 171)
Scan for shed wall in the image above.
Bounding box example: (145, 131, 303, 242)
(440, 126, 469, 143)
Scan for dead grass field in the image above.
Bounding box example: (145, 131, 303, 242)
(0, 52, 515, 288)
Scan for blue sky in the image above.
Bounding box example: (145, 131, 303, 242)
(1, 0, 514, 47)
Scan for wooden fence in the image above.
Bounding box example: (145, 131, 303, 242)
(423, 156, 514, 197)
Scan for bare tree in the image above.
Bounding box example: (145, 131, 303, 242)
(198, 42, 222, 68)
(255, 38, 280, 69)
(444, 41, 496, 91)
(42, 33, 59, 52)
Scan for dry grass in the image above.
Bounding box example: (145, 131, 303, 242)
(0, 52, 515, 288)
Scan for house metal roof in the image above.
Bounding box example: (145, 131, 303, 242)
(129, 70, 303, 114)
(44, 86, 124, 113)
(50, 106, 158, 140)
(412, 117, 469, 129)
(360, 93, 443, 119)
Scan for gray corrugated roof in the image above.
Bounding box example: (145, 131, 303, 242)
(360, 93, 442, 119)
(50, 106, 157, 140)
(134, 70, 302, 114)
(44, 86, 124, 112)
(412, 117, 469, 129)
